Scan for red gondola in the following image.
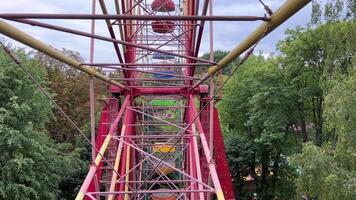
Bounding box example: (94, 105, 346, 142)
(151, 21, 175, 33)
(151, 0, 175, 12)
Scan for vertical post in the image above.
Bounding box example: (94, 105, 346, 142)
(124, 145, 131, 200)
(75, 96, 130, 200)
(90, 81, 95, 160)
(192, 123, 205, 200)
(89, 0, 98, 198)
(189, 143, 195, 200)
(89, 0, 96, 164)
(189, 95, 225, 200)
(208, 0, 214, 160)
(118, 104, 134, 200)
(208, 1, 214, 199)
(89, 78, 99, 199)
(107, 125, 126, 200)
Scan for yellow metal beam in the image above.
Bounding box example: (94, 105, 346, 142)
(107, 125, 126, 200)
(124, 146, 131, 200)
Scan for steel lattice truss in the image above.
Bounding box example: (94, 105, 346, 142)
(0, 0, 310, 199)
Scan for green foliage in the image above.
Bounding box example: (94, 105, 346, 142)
(33, 50, 95, 144)
(220, 55, 299, 199)
(325, 71, 356, 171)
(278, 20, 356, 200)
(0, 45, 86, 199)
(277, 21, 356, 146)
(219, 18, 356, 200)
(311, 0, 356, 24)
(223, 128, 255, 199)
(32, 49, 101, 198)
(292, 143, 356, 200)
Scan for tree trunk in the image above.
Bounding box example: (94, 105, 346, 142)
(298, 101, 308, 142)
(312, 96, 323, 147)
(271, 151, 281, 194)
(260, 149, 269, 200)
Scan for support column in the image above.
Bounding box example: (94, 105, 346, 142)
(189, 95, 225, 200)
(208, 0, 215, 199)
(75, 95, 130, 200)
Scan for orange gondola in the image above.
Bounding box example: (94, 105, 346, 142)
(151, 21, 175, 33)
(151, 190, 177, 200)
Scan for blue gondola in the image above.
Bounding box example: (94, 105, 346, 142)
(153, 71, 175, 79)
(152, 52, 175, 60)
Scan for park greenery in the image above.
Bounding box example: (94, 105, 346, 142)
(0, 47, 90, 199)
(0, 0, 355, 199)
(217, 1, 356, 199)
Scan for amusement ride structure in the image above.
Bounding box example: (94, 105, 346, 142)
(0, 0, 310, 199)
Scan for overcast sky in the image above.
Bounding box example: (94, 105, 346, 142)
(0, 0, 312, 62)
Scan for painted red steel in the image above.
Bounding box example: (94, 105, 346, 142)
(151, 21, 176, 33)
(77, 0, 236, 198)
(151, 0, 176, 12)
(212, 108, 235, 199)
(198, 95, 235, 200)
(0, 0, 310, 199)
(86, 98, 120, 199)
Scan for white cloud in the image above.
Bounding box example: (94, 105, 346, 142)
(198, 0, 312, 56)
(1, 0, 312, 62)
(0, 0, 60, 13)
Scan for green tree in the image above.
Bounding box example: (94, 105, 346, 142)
(220, 20, 356, 199)
(292, 142, 356, 200)
(0, 44, 85, 199)
(311, 0, 356, 24)
(33, 50, 98, 144)
(220, 55, 299, 199)
(325, 71, 356, 171)
(279, 18, 356, 200)
(277, 21, 356, 146)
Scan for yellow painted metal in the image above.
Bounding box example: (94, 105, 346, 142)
(0, 19, 128, 90)
(216, 190, 224, 200)
(155, 165, 174, 175)
(189, 95, 225, 200)
(153, 143, 176, 153)
(183, 0, 188, 16)
(152, 143, 176, 175)
(108, 125, 126, 200)
(124, 145, 131, 200)
(74, 96, 129, 200)
(191, 123, 205, 200)
(75, 192, 85, 200)
(95, 134, 113, 166)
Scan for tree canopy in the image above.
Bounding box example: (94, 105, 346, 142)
(219, 14, 356, 200)
(0, 45, 87, 200)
